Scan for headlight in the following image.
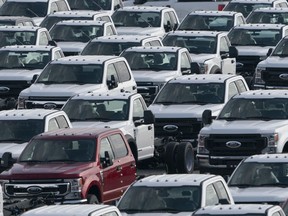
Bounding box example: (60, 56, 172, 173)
(255, 67, 266, 85)
(197, 134, 210, 154)
(17, 96, 28, 109)
(64, 178, 83, 199)
(262, 133, 278, 153)
(198, 63, 208, 74)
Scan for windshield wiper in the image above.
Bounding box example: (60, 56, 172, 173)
(37, 81, 59, 84)
(20, 160, 44, 163)
(46, 159, 76, 162)
(26, 8, 39, 17)
(154, 101, 177, 105)
(256, 183, 288, 187)
(244, 116, 271, 121)
(0, 139, 26, 142)
(91, 0, 103, 10)
(218, 117, 245, 121)
(229, 184, 252, 188)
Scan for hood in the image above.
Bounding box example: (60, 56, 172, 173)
(32, 17, 44, 26)
(149, 104, 224, 118)
(133, 70, 180, 83)
(71, 121, 128, 129)
(201, 120, 288, 134)
(0, 69, 42, 81)
(20, 83, 103, 97)
(229, 186, 288, 203)
(258, 56, 288, 68)
(0, 162, 94, 179)
(189, 54, 216, 63)
(0, 142, 28, 159)
(57, 42, 86, 53)
(236, 46, 272, 56)
(116, 27, 165, 37)
(121, 212, 193, 216)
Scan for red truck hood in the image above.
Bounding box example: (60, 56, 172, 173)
(0, 162, 95, 179)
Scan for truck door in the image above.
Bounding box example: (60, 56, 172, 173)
(220, 36, 236, 74)
(132, 98, 154, 161)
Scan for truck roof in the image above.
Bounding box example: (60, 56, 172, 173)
(47, 10, 109, 17)
(116, 6, 170, 12)
(0, 109, 64, 120)
(229, 0, 281, 3)
(21, 204, 120, 216)
(194, 204, 280, 215)
(133, 174, 218, 187)
(236, 89, 288, 99)
(252, 7, 288, 12)
(124, 46, 183, 53)
(0, 45, 58, 52)
(166, 30, 224, 37)
(71, 92, 139, 101)
(5, 0, 50, 2)
(36, 127, 119, 138)
(243, 153, 288, 163)
(0, 26, 43, 31)
(234, 23, 285, 30)
(52, 55, 122, 65)
(168, 74, 239, 84)
(91, 34, 160, 43)
(55, 20, 108, 26)
(188, 10, 239, 16)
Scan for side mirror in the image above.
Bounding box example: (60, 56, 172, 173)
(31, 74, 39, 83)
(173, 23, 178, 31)
(202, 109, 212, 125)
(1, 152, 15, 169)
(229, 46, 238, 58)
(107, 75, 118, 90)
(219, 198, 230, 204)
(164, 21, 172, 32)
(181, 67, 191, 75)
(191, 62, 201, 74)
(101, 151, 113, 168)
(48, 40, 57, 47)
(144, 110, 155, 124)
(267, 48, 273, 56)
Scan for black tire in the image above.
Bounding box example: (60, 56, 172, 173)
(87, 194, 99, 204)
(176, 142, 194, 174)
(165, 142, 178, 174)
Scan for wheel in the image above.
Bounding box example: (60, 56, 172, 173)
(87, 194, 99, 204)
(165, 142, 178, 174)
(176, 142, 194, 174)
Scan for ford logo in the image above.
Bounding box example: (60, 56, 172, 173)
(279, 74, 288, 80)
(27, 186, 43, 194)
(43, 103, 57, 109)
(163, 125, 178, 133)
(226, 141, 241, 149)
(0, 86, 10, 94)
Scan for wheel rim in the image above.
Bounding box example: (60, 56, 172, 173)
(185, 146, 194, 172)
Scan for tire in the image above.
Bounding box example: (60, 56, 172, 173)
(165, 142, 178, 174)
(87, 194, 99, 204)
(176, 142, 194, 174)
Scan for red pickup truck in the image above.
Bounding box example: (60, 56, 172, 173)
(0, 128, 136, 204)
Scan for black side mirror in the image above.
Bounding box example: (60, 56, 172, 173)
(31, 74, 39, 83)
(219, 198, 230, 204)
(1, 152, 15, 169)
(164, 21, 172, 32)
(107, 75, 118, 90)
(48, 40, 57, 47)
(229, 46, 238, 58)
(101, 151, 113, 168)
(267, 48, 273, 56)
(173, 23, 178, 31)
(202, 109, 212, 125)
(191, 62, 201, 74)
(144, 110, 155, 124)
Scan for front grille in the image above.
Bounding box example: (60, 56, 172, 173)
(0, 81, 30, 99)
(26, 96, 70, 109)
(237, 55, 261, 74)
(4, 180, 70, 198)
(28, 96, 70, 101)
(206, 134, 267, 156)
(154, 118, 202, 140)
(63, 52, 79, 56)
(262, 68, 288, 87)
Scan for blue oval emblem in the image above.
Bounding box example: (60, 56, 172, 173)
(226, 141, 241, 148)
(279, 74, 288, 80)
(163, 125, 178, 133)
(27, 186, 43, 194)
(43, 103, 57, 109)
(0, 87, 10, 93)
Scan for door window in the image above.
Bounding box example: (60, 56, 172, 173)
(109, 133, 128, 158)
(205, 184, 219, 206)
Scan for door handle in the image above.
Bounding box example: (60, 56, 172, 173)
(116, 166, 122, 171)
(148, 126, 152, 130)
(120, 89, 125, 92)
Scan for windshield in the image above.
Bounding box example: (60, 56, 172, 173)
(247, 11, 288, 24)
(0, 120, 44, 142)
(118, 186, 201, 212)
(50, 25, 104, 42)
(37, 64, 104, 84)
(121, 51, 178, 70)
(218, 98, 288, 120)
(178, 15, 234, 32)
(40, 17, 90, 31)
(229, 162, 288, 187)
(0, 50, 51, 69)
(67, 0, 112, 11)
(0, 2, 48, 17)
(19, 138, 96, 162)
(62, 99, 129, 121)
(224, 3, 272, 17)
(112, 11, 161, 27)
(228, 28, 281, 46)
(81, 42, 140, 56)
(154, 83, 225, 104)
(163, 35, 217, 54)
(271, 38, 288, 57)
(0, 31, 36, 47)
